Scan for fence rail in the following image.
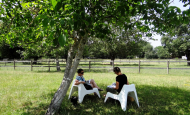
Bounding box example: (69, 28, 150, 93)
(0, 60, 190, 74)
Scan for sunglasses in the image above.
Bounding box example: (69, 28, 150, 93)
(81, 72, 84, 74)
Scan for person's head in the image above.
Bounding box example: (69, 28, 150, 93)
(77, 69, 84, 76)
(113, 67, 121, 75)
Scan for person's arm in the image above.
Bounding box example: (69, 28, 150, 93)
(75, 80, 85, 85)
(114, 81, 119, 90)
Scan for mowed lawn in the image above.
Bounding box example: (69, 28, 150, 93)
(0, 67, 190, 115)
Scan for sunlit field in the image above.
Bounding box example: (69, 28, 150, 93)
(0, 59, 190, 114)
(0, 59, 190, 72)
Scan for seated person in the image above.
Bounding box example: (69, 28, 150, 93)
(106, 67, 129, 94)
(105, 67, 134, 101)
(75, 69, 103, 91)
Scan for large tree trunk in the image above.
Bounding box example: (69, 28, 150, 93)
(186, 49, 190, 66)
(33, 56, 39, 64)
(110, 55, 115, 65)
(56, 55, 61, 71)
(45, 35, 87, 115)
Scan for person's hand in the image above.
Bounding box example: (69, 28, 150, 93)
(112, 86, 116, 89)
(75, 80, 79, 85)
(79, 81, 85, 84)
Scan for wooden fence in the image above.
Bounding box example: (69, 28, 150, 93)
(0, 59, 190, 74)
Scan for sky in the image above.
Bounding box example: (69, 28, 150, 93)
(149, 0, 190, 48)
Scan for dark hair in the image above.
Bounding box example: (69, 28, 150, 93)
(113, 67, 121, 73)
(77, 69, 83, 73)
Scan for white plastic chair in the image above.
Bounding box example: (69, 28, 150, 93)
(68, 79, 101, 103)
(104, 84, 139, 111)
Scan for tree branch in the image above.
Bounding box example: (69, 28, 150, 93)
(28, 8, 41, 28)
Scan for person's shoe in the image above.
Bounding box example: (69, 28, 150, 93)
(98, 88, 103, 91)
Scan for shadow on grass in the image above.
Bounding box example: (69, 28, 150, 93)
(35, 70, 63, 73)
(22, 63, 67, 66)
(82, 69, 109, 73)
(79, 63, 157, 67)
(35, 68, 109, 73)
(170, 64, 190, 67)
(20, 92, 54, 115)
(19, 84, 190, 115)
(114, 64, 157, 67)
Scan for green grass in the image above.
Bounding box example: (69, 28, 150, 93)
(0, 62, 190, 115)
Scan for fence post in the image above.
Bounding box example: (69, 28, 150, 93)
(48, 59, 50, 72)
(31, 60, 33, 71)
(139, 60, 141, 73)
(14, 60, 15, 70)
(167, 61, 169, 74)
(89, 61, 91, 72)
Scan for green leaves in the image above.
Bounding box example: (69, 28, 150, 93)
(146, 33, 152, 37)
(60, 19, 64, 26)
(6, 9, 11, 18)
(50, 20, 54, 27)
(52, 27, 67, 47)
(53, 38, 58, 46)
(51, 0, 64, 11)
(183, 9, 190, 17)
(55, 1, 62, 11)
(43, 18, 49, 28)
(18, 1, 22, 11)
(51, 0, 57, 9)
(58, 34, 67, 47)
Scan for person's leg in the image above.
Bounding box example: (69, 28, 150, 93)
(128, 96, 134, 102)
(106, 87, 118, 94)
(104, 87, 118, 98)
(90, 79, 100, 89)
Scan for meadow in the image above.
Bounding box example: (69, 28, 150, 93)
(0, 59, 190, 115)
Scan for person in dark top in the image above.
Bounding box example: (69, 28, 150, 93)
(105, 67, 134, 101)
(116, 73, 128, 93)
(106, 67, 129, 94)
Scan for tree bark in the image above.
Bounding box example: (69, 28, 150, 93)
(56, 55, 61, 71)
(33, 56, 39, 64)
(186, 50, 190, 66)
(45, 35, 87, 115)
(110, 55, 115, 65)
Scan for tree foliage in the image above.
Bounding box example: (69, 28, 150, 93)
(86, 26, 147, 60)
(0, 40, 23, 59)
(161, 24, 190, 65)
(154, 46, 169, 59)
(142, 42, 157, 59)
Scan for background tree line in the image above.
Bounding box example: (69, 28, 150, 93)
(1, 23, 190, 61)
